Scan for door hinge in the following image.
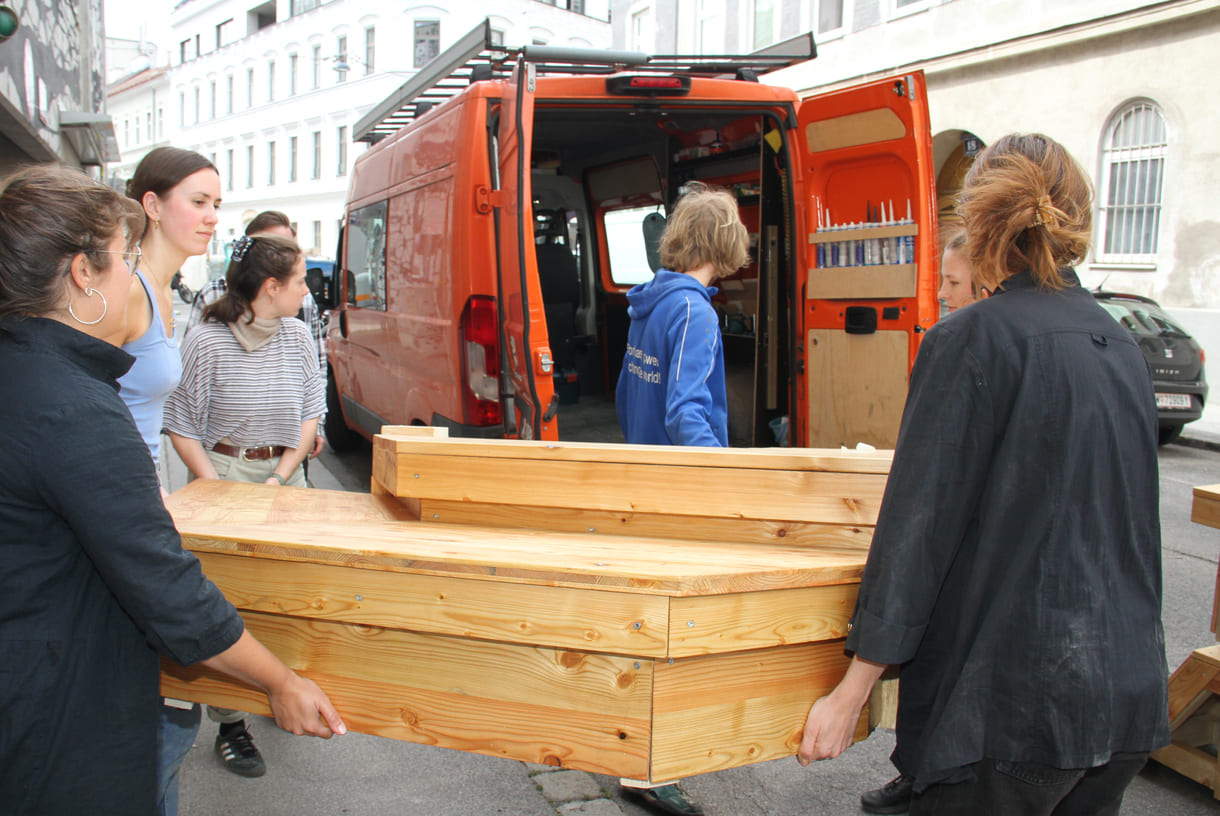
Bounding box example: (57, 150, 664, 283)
(476, 185, 502, 213)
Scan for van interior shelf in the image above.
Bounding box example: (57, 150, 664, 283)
(807, 223, 918, 244)
(806, 264, 918, 301)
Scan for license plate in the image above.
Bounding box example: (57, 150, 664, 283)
(1156, 392, 1192, 409)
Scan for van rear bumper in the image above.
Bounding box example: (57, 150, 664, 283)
(429, 413, 507, 439)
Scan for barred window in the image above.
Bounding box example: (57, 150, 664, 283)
(1098, 101, 1167, 262)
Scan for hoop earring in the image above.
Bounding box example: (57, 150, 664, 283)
(68, 287, 108, 326)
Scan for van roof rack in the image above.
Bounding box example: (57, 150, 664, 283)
(354, 18, 816, 144)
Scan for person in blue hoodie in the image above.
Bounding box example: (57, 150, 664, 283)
(616, 183, 750, 449)
(613, 183, 750, 816)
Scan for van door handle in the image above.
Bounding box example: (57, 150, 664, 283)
(542, 394, 559, 423)
(339, 310, 348, 338)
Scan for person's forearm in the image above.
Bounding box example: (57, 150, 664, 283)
(169, 432, 219, 480)
(200, 629, 294, 693)
(834, 654, 888, 709)
(267, 418, 318, 484)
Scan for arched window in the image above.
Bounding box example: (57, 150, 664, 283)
(1097, 101, 1167, 263)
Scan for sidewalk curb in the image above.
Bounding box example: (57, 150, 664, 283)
(1177, 431, 1220, 455)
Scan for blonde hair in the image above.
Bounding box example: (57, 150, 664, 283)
(659, 183, 750, 281)
(957, 133, 1092, 292)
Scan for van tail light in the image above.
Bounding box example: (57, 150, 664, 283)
(460, 295, 502, 427)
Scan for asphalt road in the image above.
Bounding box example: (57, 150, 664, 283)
(168, 435, 1220, 816)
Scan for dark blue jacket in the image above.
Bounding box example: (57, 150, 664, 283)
(615, 270, 727, 446)
(0, 317, 244, 816)
(847, 271, 1169, 788)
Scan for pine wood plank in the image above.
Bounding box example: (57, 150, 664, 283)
(1150, 744, 1218, 794)
(647, 640, 867, 781)
(166, 479, 416, 524)
(806, 264, 917, 300)
(1167, 646, 1220, 726)
(177, 518, 869, 597)
(666, 585, 858, 657)
(162, 610, 654, 777)
(193, 550, 671, 655)
(374, 433, 894, 474)
(417, 499, 876, 549)
(1193, 484, 1220, 530)
(376, 453, 884, 526)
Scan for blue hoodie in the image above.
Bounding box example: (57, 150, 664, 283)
(615, 270, 727, 447)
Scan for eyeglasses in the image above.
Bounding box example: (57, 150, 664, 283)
(93, 247, 143, 273)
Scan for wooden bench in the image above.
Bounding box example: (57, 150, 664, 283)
(1150, 483, 1220, 797)
(161, 428, 890, 783)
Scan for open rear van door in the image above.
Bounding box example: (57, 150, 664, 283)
(795, 71, 938, 449)
(496, 59, 556, 441)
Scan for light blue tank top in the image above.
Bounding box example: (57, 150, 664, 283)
(119, 270, 182, 465)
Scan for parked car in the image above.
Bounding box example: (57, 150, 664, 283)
(1093, 291, 1208, 444)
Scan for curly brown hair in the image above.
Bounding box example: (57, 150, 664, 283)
(957, 133, 1093, 292)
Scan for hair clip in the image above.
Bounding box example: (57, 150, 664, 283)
(230, 235, 254, 263)
(1029, 194, 1058, 229)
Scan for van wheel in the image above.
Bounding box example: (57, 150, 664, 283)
(325, 371, 363, 453)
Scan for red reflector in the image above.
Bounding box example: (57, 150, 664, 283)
(630, 77, 683, 89)
(606, 75, 691, 95)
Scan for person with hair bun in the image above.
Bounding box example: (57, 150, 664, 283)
(796, 134, 1168, 816)
(0, 164, 344, 816)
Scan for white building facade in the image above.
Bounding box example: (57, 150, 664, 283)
(613, 0, 1220, 308)
(108, 0, 611, 288)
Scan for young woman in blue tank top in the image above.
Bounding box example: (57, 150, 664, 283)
(113, 147, 221, 816)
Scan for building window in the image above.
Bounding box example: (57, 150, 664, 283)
(289, 53, 298, 95)
(158, 107, 164, 138)
(312, 44, 322, 89)
(209, 80, 217, 119)
(216, 18, 232, 50)
(226, 148, 234, 191)
(816, 0, 847, 37)
(336, 35, 348, 83)
(751, 0, 780, 50)
(414, 20, 440, 68)
(291, 0, 321, 14)
(268, 61, 275, 101)
(490, 29, 505, 47)
(337, 125, 347, 176)
(179, 39, 190, 64)
(290, 135, 298, 182)
(312, 221, 322, 254)
(696, 0, 723, 53)
(247, 145, 255, 189)
(364, 26, 375, 74)
(246, 68, 254, 108)
(630, 7, 652, 52)
(124, 119, 130, 147)
(1097, 101, 1168, 262)
(146, 111, 153, 141)
(268, 142, 276, 185)
(312, 131, 322, 179)
(226, 75, 234, 114)
(192, 87, 200, 124)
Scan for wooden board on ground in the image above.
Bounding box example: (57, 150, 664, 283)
(1150, 485, 1220, 797)
(163, 435, 888, 783)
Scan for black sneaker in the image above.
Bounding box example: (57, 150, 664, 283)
(622, 783, 705, 816)
(214, 724, 266, 778)
(860, 774, 914, 814)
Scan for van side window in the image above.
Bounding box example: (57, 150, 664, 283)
(603, 205, 662, 287)
(347, 200, 388, 310)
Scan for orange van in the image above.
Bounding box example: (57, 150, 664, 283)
(319, 19, 939, 451)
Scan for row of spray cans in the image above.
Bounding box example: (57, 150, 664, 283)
(813, 199, 915, 268)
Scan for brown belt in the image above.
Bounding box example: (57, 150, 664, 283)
(210, 442, 287, 461)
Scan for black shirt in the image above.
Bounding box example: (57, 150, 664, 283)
(846, 271, 1170, 787)
(0, 317, 244, 815)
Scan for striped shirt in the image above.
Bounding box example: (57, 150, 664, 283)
(164, 319, 325, 450)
